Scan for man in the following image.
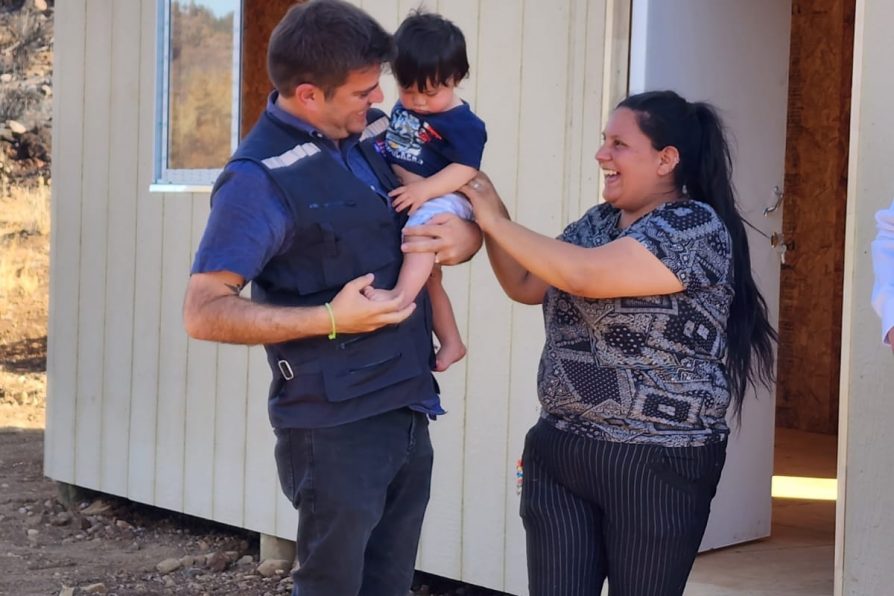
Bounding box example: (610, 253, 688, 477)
(182, 1, 481, 594)
(872, 198, 894, 352)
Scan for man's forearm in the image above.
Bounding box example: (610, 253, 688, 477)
(184, 281, 330, 345)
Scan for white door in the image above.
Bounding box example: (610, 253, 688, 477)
(629, 0, 792, 549)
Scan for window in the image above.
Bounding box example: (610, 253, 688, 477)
(155, 0, 242, 186)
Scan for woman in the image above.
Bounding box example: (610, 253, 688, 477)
(461, 91, 776, 596)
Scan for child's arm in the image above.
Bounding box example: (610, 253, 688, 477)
(390, 163, 477, 214)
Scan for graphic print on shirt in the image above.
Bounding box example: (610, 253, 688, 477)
(385, 109, 443, 167)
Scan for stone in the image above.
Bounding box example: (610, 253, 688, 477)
(34, 0, 48, 11)
(51, 512, 72, 526)
(58, 588, 75, 596)
(7, 120, 27, 135)
(115, 519, 133, 530)
(156, 558, 182, 574)
(257, 559, 290, 578)
(205, 551, 230, 572)
(82, 583, 107, 594)
(0, 74, 10, 83)
(237, 555, 254, 566)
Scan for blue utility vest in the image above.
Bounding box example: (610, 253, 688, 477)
(212, 109, 437, 429)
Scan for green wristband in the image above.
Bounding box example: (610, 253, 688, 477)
(323, 302, 337, 340)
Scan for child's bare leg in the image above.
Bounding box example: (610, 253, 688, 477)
(365, 241, 433, 306)
(427, 265, 466, 372)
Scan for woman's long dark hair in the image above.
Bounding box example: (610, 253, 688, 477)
(619, 90, 777, 417)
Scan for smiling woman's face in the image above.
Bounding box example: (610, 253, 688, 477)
(595, 107, 678, 220)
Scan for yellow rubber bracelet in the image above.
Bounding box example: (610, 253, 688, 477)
(323, 302, 337, 340)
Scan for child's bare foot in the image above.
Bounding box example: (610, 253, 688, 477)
(434, 340, 467, 372)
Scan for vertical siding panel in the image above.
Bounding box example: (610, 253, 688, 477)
(243, 345, 277, 535)
(397, 0, 423, 22)
(411, 0, 478, 579)
(128, 0, 163, 505)
(213, 344, 249, 526)
(45, 0, 86, 483)
(100, 0, 141, 497)
(153, 194, 193, 511)
(74, 0, 113, 490)
(563, 0, 589, 222)
(504, 1, 573, 592)
(361, 0, 400, 105)
(452, 0, 521, 589)
(360, 0, 399, 31)
(183, 197, 217, 519)
(581, 1, 610, 216)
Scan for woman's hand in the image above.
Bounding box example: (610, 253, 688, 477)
(460, 172, 509, 233)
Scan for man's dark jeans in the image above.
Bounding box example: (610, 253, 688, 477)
(274, 407, 433, 596)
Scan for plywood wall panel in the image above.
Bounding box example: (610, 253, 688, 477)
(776, 0, 854, 434)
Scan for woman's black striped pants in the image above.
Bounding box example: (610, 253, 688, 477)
(520, 419, 727, 596)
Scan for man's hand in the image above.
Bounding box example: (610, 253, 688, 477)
(401, 213, 482, 265)
(390, 181, 434, 214)
(183, 271, 413, 344)
(329, 274, 415, 334)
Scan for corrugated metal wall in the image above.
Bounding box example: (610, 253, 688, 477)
(45, 1, 623, 592)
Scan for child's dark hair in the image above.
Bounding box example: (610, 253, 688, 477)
(618, 90, 778, 419)
(392, 11, 469, 91)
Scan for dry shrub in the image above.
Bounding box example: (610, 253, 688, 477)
(0, 86, 42, 123)
(1, 178, 50, 236)
(0, 181, 49, 301)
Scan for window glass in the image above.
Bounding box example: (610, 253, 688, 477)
(166, 0, 239, 170)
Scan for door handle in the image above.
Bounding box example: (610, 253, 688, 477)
(770, 232, 793, 265)
(764, 186, 784, 216)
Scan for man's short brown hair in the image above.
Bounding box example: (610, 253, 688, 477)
(267, 0, 393, 99)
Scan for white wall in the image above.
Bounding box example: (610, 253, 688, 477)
(836, 0, 894, 594)
(45, 1, 623, 593)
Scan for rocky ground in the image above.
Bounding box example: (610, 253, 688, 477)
(0, 2, 505, 594)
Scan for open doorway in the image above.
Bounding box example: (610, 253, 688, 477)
(688, 0, 854, 593)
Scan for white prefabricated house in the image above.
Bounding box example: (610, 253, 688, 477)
(45, 0, 894, 594)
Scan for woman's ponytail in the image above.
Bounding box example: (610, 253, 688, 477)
(688, 103, 777, 418)
(619, 91, 778, 417)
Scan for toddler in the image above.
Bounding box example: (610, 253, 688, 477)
(370, 11, 487, 372)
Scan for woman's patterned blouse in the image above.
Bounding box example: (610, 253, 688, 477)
(537, 200, 735, 447)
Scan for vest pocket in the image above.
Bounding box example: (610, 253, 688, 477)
(321, 323, 424, 402)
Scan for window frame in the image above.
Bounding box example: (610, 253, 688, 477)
(153, 0, 243, 188)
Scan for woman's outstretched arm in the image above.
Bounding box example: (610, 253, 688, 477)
(462, 175, 683, 300)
